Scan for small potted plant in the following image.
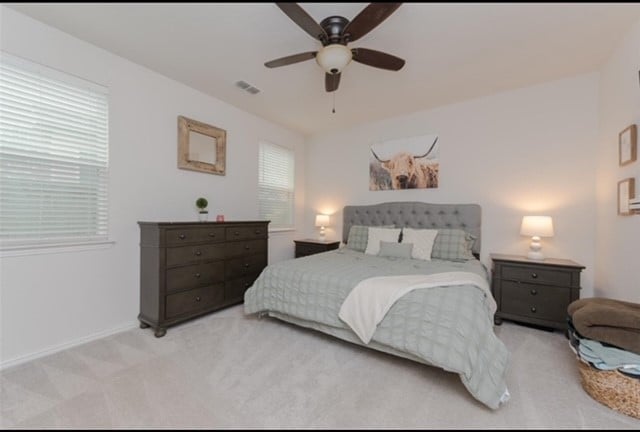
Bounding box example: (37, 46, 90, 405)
(195, 197, 208, 222)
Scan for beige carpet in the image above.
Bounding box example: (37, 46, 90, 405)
(1, 304, 639, 429)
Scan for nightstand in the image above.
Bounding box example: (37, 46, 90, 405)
(490, 253, 584, 331)
(294, 239, 340, 258)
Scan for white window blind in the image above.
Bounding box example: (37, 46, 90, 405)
(0, 53, 109, 249)
(258, 141, 294, 229)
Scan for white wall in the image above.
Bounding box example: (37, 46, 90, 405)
(595, 19, 640, 303)
(305, 74, 599, 295)
(0, 7, 305, 366)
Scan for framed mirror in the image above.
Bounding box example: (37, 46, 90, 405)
(178, 115, 226, 175)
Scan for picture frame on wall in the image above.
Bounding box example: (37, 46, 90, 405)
(177, 115, 226, 175)
(617, 177, 635, 216)
(369, 134, 439, 191)
(618, 124, 637, 166)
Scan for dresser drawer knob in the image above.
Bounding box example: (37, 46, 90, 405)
(244, 282, 251, 288)
(195, 250, 202, 256)
(195, 296, 201, 302)
(179, 234, 186, 240)
(530, 289, 537, 296)
(243, 263, 250, 268)
(531, 273, 538, 279)
(194, 273, 201, 279)
(234, 231, 240, 236)
(531, 306, 537, 313)
(208, 232, 216, 238)
(244, 245, 250, 250)
(254, 230, 261, 235)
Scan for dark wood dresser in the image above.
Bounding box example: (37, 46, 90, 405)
(491, 253, 584, 331)
(138, 221, 269, 337)
(294, 238, 340, 258)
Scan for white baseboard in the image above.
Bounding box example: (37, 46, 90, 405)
(0, 321, 138, 370)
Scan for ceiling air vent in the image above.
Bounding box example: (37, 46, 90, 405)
(235, 80, 260, 95)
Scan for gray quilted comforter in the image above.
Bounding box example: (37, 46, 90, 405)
(244, 248, 510, 409)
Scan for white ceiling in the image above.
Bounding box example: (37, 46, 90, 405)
(7, 3, 640, 136)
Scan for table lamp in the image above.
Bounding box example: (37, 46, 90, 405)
(520, 216, 554, 260)
(315, 214, 330, 240)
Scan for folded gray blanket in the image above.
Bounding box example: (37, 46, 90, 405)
(568, 298, 640, 355)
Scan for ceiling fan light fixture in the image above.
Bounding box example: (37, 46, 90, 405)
(268, 3, 405, 93)
(316, 44, 352, 74)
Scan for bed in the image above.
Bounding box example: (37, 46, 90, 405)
(244, 202, 510, 409)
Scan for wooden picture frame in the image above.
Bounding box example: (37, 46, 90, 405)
(617, 177, 635, 216)
(178, 115, 226, 175)
(618, 124, 637, 166)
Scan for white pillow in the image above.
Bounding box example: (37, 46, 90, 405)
(364, 227, 402, 256)
(401, 228, 438, 261)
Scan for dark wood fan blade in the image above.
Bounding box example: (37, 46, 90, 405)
(352, 48, 405, 71)
(325, 73, 341, 92)
(276, 3, 328, 42)
(342, 3, 401, 43)
(265, 51, 317, 68)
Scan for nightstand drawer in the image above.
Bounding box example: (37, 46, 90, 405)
(501, 265, 571, 286)
(296, 243, 325, 257)
(294, 239, 340, 258)
(501, 281, 571, 321)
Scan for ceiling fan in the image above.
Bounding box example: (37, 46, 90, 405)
(265, 3, 405, 93)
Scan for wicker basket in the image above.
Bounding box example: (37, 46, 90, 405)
(577, 359, 640, 419)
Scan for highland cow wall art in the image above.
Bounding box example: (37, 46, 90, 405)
(369, 134, 439, 190)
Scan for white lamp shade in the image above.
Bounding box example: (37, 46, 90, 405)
(315, 214, 330, 227)
(520, 216, 554, 237)
(316, 44, 352, 74)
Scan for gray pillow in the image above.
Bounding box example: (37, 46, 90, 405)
(378, 241, 413, 259)
(431, 229, 476, 261)
(346, 224, 394, 252)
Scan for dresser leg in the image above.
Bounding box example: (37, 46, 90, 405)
(154, 327, 167, 338)
(139, 321, 150, 329)
(494, 316, 503, 325)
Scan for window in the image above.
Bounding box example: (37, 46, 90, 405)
(0, 53, 109, 249)
(258, 141, 294, 230)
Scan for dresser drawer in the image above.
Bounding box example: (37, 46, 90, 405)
(225, 239, 267, 258)
(501, 281, 571, 322)
(166, 244, 226, 267)
(165, 227, 225, 246)
(226, 254, 267, 279)
(165, 284, 225, 319)
(166, 261, 225, 293)
(225, 273, 259, 303)
(226, 225, 267, 241)
(501, 265, 571, 286)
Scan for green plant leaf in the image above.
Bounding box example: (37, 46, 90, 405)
(196, 197, 208, 209)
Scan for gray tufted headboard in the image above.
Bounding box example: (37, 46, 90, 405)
(343, 202, 481, 256)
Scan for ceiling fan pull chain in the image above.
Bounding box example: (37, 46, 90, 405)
(332, 91, 336, 114)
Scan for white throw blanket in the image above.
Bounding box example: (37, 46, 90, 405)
(338, 272, 496, 344)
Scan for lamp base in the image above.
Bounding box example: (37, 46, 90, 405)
(527, 236, 545, 260)
(527, 250, 545, 260)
